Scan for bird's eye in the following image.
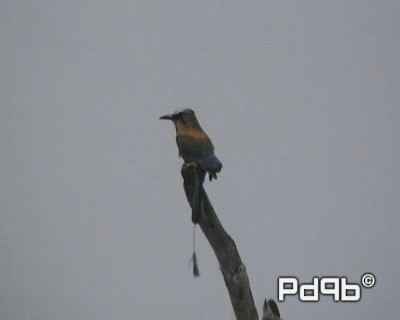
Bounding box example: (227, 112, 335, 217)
(178, 113, 187, 124)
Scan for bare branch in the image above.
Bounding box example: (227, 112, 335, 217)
(262, 299, 282, 320)
(181, 165, 259, 320)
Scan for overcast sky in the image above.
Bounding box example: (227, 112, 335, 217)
(1, 1, 399, 319)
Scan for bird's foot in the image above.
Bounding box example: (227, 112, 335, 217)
(183, 162, 198, 169)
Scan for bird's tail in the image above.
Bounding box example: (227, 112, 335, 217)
(191, 172, 203, 223)
(190, 225, 200, 277)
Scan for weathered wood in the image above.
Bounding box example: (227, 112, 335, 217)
(181, 164, 259, 320)
(262, 299, 281, 320)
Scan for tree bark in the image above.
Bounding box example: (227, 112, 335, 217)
(181, 165, 259, 320)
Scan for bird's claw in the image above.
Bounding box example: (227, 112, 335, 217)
(183, 162, 198, 169)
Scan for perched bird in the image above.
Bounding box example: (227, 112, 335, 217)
(160, 108, 222, 180)
(160, 108, 222, 223)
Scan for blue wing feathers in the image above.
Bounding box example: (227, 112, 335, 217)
(176, 135, 222, 179)
(198, 153, 222, 173)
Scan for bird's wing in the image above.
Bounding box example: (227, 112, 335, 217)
(177, 134, 213, 158)
(177, 135, 221, 173)
(198, 153, 222, 173)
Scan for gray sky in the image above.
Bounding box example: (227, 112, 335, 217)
(1, 1, 399, 319)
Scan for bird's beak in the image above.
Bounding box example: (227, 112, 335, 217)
(159, 113, 173, 120)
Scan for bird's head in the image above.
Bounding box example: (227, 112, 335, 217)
(159, 108, 200, 129)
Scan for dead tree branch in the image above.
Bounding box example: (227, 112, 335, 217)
(181, 165, 259, 320)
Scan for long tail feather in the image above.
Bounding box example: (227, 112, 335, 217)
(190, 225, 200, 277)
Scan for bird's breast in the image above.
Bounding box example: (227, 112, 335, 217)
(179, 152, 196, 164)
(177, 127, 209, 141)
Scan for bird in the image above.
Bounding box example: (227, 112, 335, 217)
(160, 108, 222, 223)
(159, 108, 222, 180)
